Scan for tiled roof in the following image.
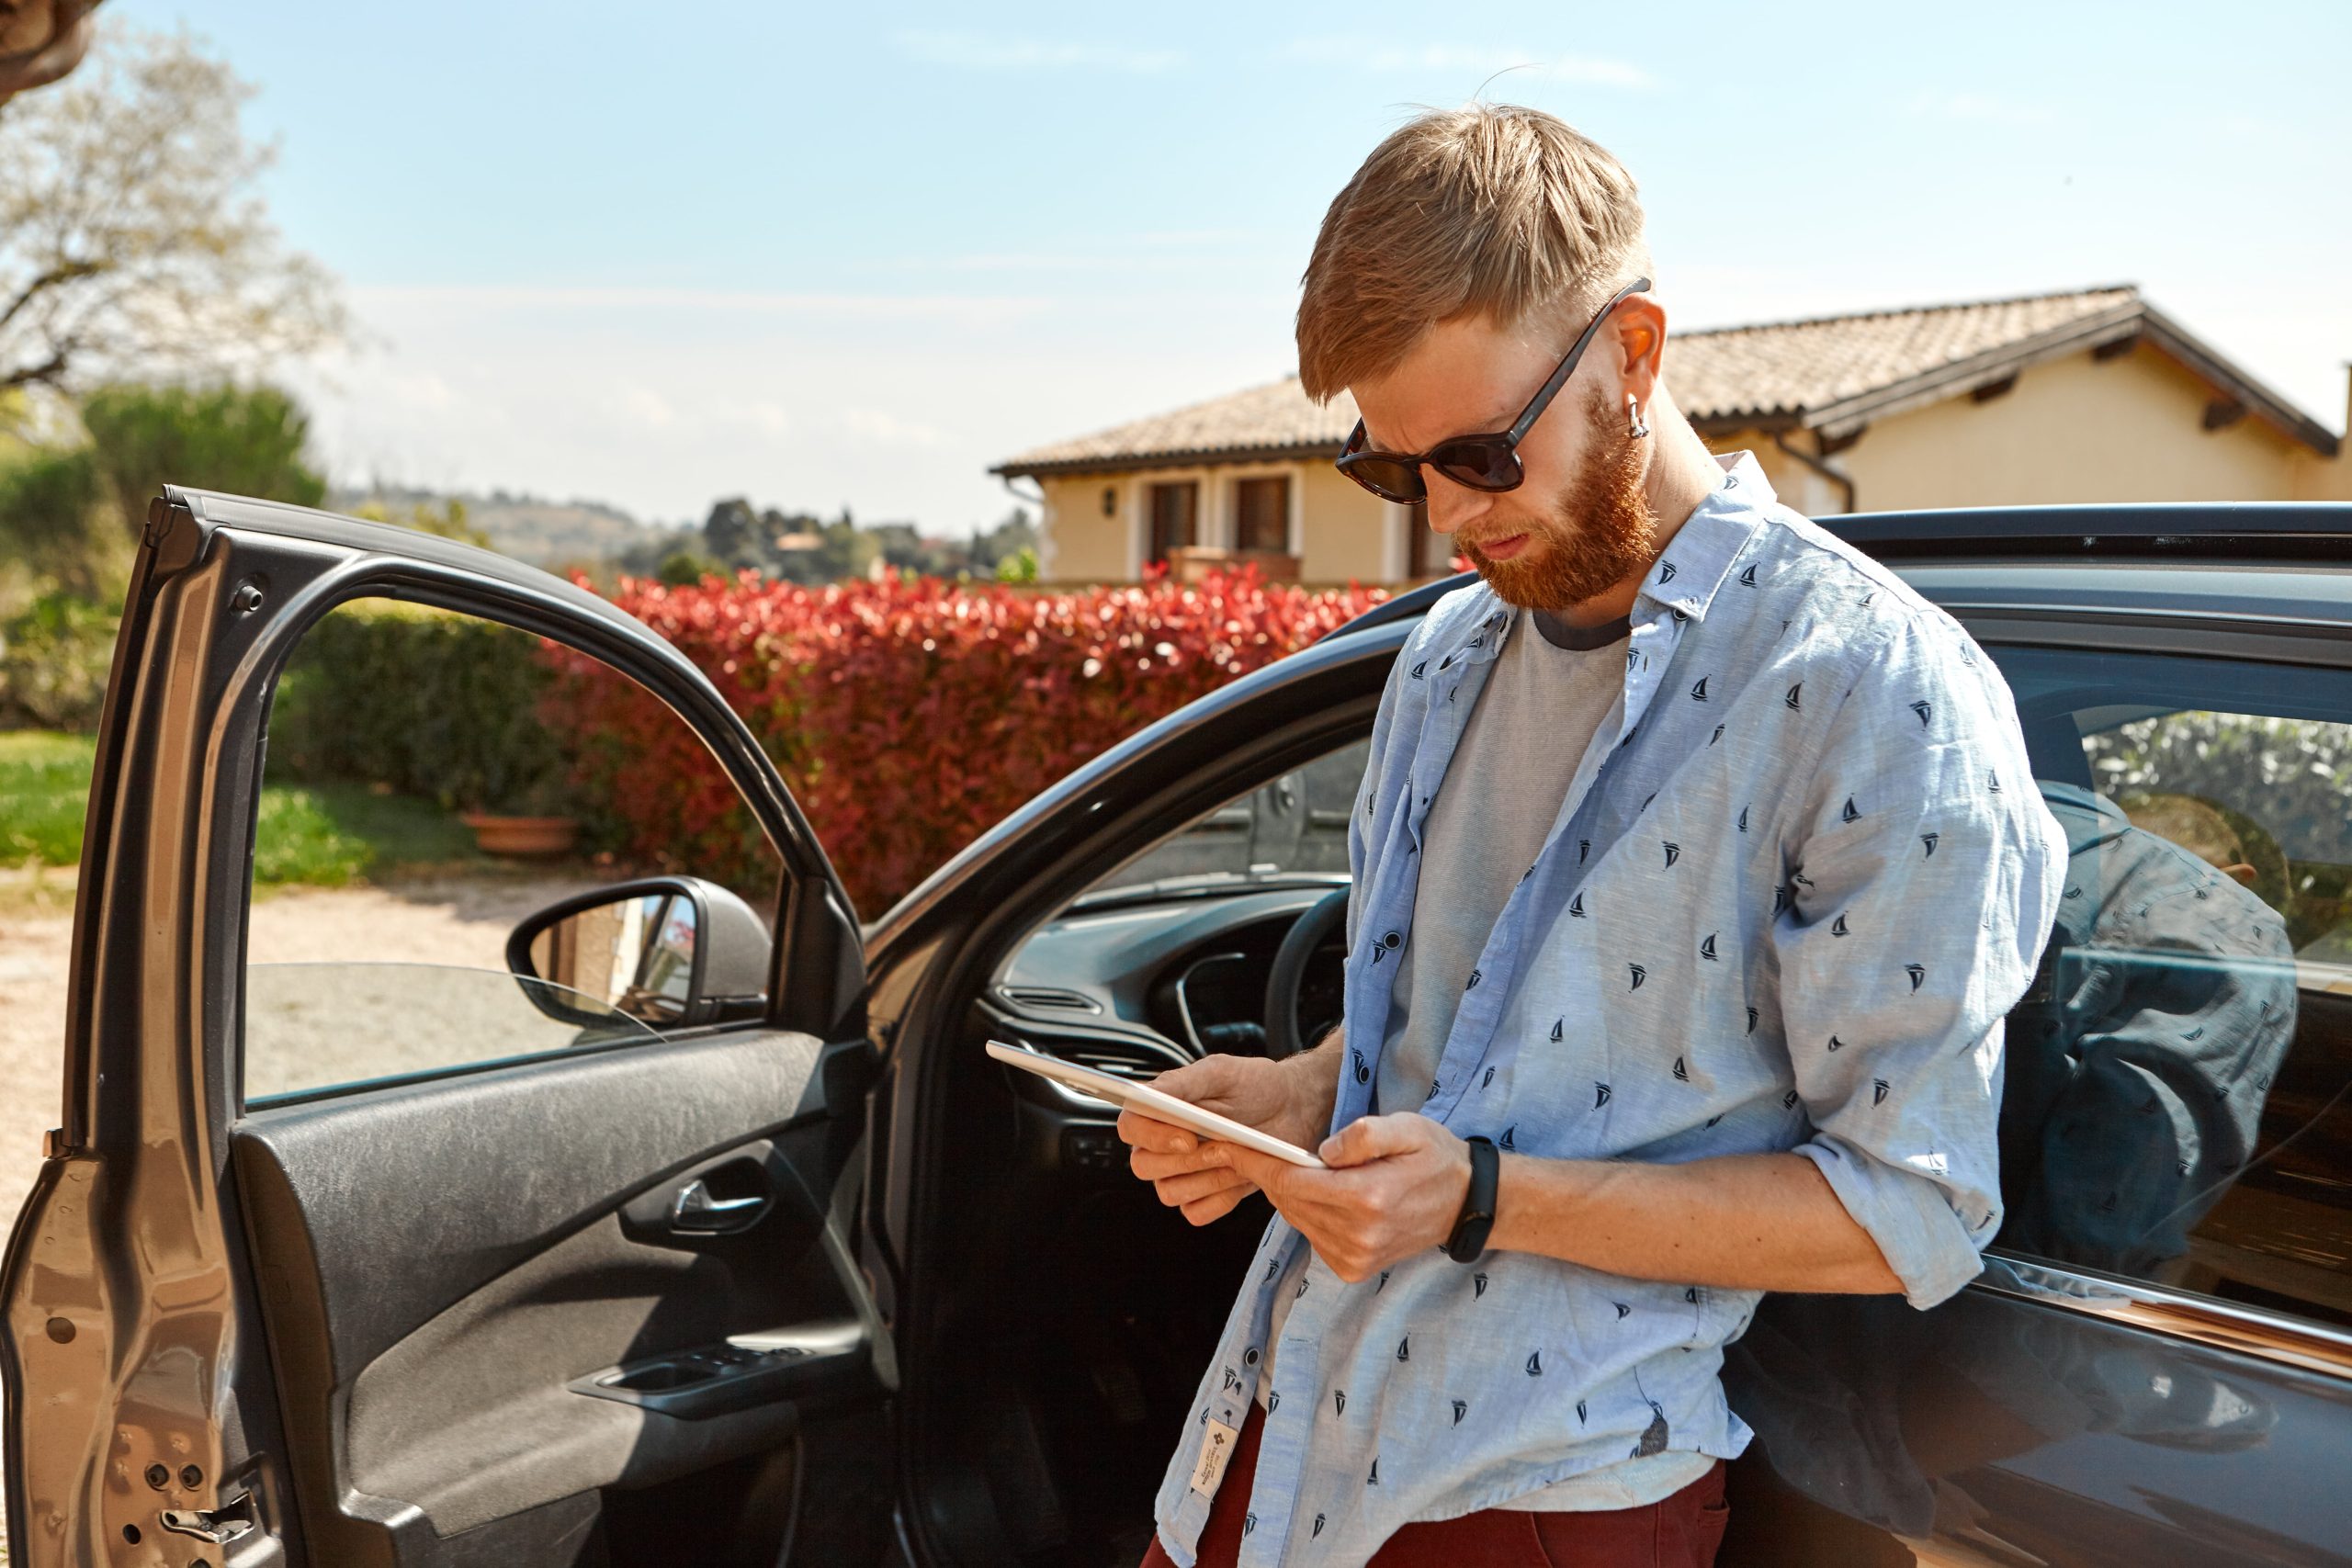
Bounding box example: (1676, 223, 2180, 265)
(1668, 286, 2139, 430)
(994, 286, 2335, 473)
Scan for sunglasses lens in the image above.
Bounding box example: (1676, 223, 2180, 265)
(1432, 442, 1521, 491)
(1341, 457, 1426, 503)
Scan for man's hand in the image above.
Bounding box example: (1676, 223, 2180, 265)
(1117, 1051, 1331, 1226)
(1214, 1113, 1473, 1282)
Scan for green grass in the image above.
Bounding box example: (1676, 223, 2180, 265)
(0, 729, 93, 865)
(2, 729, 485, 886)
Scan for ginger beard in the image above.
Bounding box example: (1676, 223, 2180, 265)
(1457, 390, 1657, 612)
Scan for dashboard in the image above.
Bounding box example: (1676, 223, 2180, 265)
(976, 884, 1349, 1171)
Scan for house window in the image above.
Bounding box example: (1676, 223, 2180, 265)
(1147, 481, 1198, 568)
(1235, 476, 1290, 554)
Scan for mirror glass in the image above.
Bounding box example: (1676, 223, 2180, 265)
(528, 891, 700, 1024)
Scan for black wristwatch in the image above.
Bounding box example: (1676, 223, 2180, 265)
(1443, 1134, 1499, 1262)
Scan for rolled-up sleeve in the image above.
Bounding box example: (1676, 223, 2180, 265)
(1772, 615, 2067, 1308)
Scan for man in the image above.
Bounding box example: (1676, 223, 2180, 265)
(1118, 105, 2067, 1568)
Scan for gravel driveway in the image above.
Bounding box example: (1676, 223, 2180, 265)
(0, 871, 606, 1562)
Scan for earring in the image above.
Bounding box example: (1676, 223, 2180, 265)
(1625, 394, 1650, 440)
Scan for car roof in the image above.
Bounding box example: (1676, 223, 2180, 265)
(1329, 502, 2352, 643)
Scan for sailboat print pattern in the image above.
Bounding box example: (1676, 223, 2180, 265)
(1152, 452, 2066, 1568)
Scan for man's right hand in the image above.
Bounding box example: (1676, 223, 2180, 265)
(1118, 1043, 1337, 1226)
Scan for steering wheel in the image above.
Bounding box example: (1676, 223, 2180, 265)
(1263, 886, 1351, 1060)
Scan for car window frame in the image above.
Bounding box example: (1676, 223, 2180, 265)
(220, 560, 830, 1111)
(1970, 628, 2352, 1368)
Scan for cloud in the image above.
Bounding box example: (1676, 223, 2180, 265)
(839, 407, 948, 449)
(893, 28, 1183, 73)
(1905, 92, 2053, 127)
(351, 285, 1048, 329)
(619, 387, 675, 429)
(1282, 39, 1656, 89)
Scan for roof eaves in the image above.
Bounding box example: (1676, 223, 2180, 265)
(1679, 283, 2142, 344)
(2133, 304, 2341, 458)
(992, 439, 1347, 479)
(1802, 299, 2150, 441)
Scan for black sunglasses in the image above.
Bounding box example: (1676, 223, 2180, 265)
(1334, 276, 1653, 505)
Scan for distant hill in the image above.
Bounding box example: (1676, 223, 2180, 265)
(327, 485, 662, 569)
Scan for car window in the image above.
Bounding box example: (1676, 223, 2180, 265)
(243, 599, 783, 1102)
(1987, 643, 2352, 1330)
(1081, 738, 1370, 900)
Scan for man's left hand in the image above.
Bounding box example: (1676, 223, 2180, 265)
(1214, 1113, 1472, 1281)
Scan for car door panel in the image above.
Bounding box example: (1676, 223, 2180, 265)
(1725, 1281, 2352, 1566)
(3, 491, 889, 1568)
(234, 1030, 835, 1384)
(218, 996, 883, 1547)
(232, 1029, 880, 1564)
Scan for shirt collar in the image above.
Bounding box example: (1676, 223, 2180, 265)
(1629, 450, 1771, 626)
(1428, 450, 1773, 668)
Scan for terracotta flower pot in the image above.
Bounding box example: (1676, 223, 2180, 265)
(459, 812, 580, 858)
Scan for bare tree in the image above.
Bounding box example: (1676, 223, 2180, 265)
(0, 23, 346, 397)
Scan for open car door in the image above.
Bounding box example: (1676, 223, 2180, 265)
(2, 490, 897, 1567)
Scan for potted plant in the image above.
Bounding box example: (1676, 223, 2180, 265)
(454, 725, 581, 859)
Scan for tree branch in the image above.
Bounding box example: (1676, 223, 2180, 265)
(0, 254, 104, 334)
(1, 343, 72, 390)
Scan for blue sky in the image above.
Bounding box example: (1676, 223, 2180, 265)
(112, 0, 2352, 534)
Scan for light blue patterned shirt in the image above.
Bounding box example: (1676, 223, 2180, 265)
(1149, 453, 2069, 1565)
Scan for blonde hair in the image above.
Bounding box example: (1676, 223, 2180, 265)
(1296, 105, 1649, 401)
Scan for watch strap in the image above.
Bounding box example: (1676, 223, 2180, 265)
(1444, 1134, 1499, 1262)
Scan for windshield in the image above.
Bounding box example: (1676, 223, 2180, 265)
(1076, 739, 1370, 907)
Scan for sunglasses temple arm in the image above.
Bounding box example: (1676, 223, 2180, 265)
(1504, 276, 1653, 444)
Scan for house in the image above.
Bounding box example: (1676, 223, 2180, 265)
(992, 286, 2350, 585)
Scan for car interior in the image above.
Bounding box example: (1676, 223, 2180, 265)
(907, 640, 2352, 1568)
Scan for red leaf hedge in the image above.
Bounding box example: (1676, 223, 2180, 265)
(546, 566, 1394, 915)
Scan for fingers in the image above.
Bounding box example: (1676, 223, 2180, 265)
(1151, 1165, 1255, 1214)
(1219, 1142, 1312, 1208)
(1116, 1106, 1197, 1155)
(1127, 1134, 1236, 1182)
(1317, 1111, 1437, 1168)
(1178, 1184, 1253, 1225)
(1143, 1054, 1240, 1104)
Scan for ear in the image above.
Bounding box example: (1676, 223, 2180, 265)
(1612, 296, 1668, 410)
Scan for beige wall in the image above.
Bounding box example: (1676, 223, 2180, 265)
(1708, 344, 2342, 516)
(1035, 473, 1132, 581)
(1036, 458, 1394, 584)
(1296, 460, 1390, 583)
(2293, 372, 2352, 502)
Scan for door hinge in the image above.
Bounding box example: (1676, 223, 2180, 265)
(158, 1491, 258, 1549)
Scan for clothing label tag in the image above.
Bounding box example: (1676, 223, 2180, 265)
(1189, 1416, 1240, 1496)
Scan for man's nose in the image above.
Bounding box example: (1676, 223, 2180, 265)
(1421, 475, 1495, 536)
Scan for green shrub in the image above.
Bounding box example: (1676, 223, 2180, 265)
(0, 592, 119, 731)
(0, 447, 109, 595)
(81, 382, 327, 539)
(266, 605, 573, 815)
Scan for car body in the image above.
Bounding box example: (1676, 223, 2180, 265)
(6, 487, 2352, 1566)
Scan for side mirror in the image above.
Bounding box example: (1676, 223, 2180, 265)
(506, 875, 771, 1029)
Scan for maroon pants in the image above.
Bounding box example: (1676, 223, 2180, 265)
(1140, 1398, 1728, 1568)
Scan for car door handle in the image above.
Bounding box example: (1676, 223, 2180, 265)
(670, 1179, 769, 1233)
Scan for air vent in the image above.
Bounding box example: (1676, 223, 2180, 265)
(999, 985, 1102, 1014)
(1059, 1040, 1179, 1082)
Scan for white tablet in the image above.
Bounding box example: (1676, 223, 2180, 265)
(985, 1039, 1328, 1169)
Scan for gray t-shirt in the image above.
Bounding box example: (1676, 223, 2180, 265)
(1252, 607, 1713, 1509)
